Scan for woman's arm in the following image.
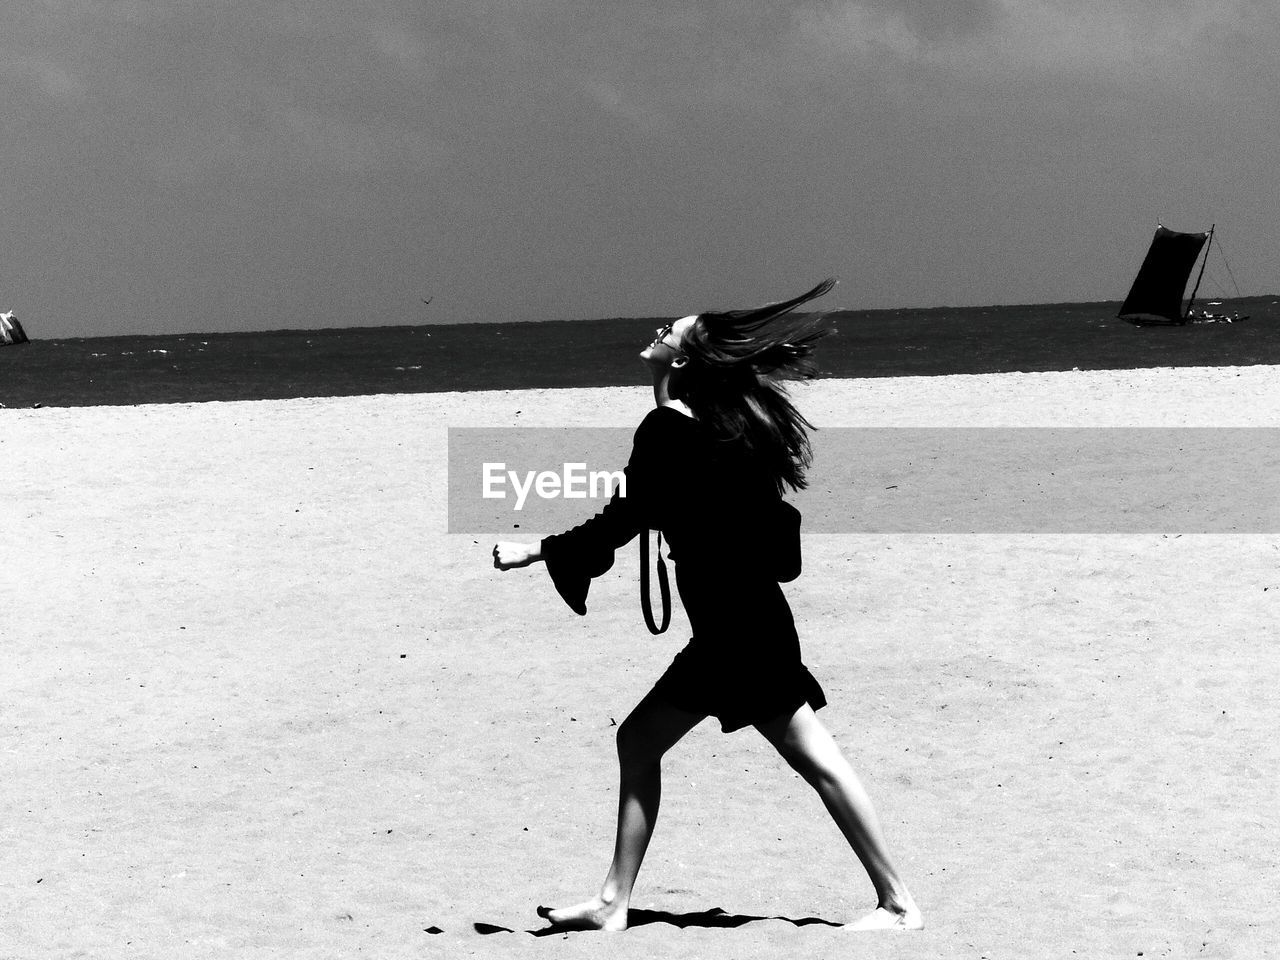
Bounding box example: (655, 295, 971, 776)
(493, 540, 543, 570)
(492, 409, 666, 613)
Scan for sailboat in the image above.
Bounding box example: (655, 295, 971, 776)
(1118, 224, 1247, 325)
(0, 310, 29, 346)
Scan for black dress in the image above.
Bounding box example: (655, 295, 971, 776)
(540, 405, 827, 733)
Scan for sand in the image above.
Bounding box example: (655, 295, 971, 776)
(3, 366, 1278, 958)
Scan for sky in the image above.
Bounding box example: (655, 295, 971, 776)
(4, 0, 1279, 338)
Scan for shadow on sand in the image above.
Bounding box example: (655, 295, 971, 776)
(473, 906, 842, 937)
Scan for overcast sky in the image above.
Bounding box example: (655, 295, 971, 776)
(5, 1, 1278, 337)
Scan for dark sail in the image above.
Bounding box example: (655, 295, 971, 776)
(0, 312, 29, 346)
(1118, 226, 1210, 323)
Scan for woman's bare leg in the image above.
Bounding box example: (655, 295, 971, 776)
(540, 691, 705, 931)
(755, 704, 923, 931)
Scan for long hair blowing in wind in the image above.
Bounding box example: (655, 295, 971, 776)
(678, 278, 836, 494)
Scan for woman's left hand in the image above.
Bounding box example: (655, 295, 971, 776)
(493, 541, 542, 570)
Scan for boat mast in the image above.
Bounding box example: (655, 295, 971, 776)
(1185, 224, 1215, 319)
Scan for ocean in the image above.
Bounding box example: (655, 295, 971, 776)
(2, 298, 1277, 408)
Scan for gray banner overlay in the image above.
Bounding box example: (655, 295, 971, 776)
(449, 427, 1280, 534)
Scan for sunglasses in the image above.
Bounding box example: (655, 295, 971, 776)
(650, 321, 684, 353)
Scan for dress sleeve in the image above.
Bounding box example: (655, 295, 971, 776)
(770, 499, 802, 582)
(539, 411, 665, 615)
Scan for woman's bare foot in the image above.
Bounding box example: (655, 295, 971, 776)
(536, 896, 628, 932)
(842, 903, 924, 932)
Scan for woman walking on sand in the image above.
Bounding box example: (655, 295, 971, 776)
(493, 279, 922, 933)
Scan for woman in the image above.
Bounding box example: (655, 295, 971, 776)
(493, 279, 922, 932)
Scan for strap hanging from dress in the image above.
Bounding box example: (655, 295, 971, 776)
(640, 529, 671, 635)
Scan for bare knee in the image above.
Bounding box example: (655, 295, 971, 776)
(776, 741, 824, 786)
(775, 732, 850, 791)
(616, 716, 664, 768)
(613, 694, 701, 770)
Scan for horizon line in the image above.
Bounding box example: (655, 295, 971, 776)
(21, 293, 1279, 343)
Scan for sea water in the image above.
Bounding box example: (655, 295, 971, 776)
(2, 298, 1275, 408)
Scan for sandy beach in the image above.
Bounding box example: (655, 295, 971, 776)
(4, 366, 1278, 958)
